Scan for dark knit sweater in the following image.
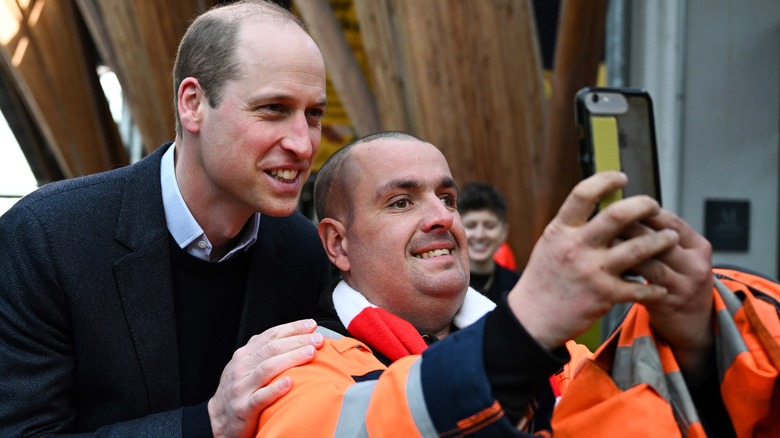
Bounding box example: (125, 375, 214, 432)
(169, 239, 250, 404)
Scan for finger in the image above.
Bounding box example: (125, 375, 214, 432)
(556, 171, 628, 227)
(642, 209, 713, 252)
(624, 209, 713, 277)
(626, 279, 668, 302)
(630, 256, 677, 290)
(250, 344, 317, 393)
(246, 331, 325, 368)
(583, 195, 661, 247)
(248, 375, 294, 413)
(600, 272, 669, 304)
(252, 319, 318, 347)
(605, 228, 679, 274)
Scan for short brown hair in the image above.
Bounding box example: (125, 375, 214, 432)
(172, 0, 306, 136)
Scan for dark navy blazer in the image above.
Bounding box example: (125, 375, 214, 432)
(0, 143, 331, 435)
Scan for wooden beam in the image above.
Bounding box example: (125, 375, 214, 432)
(76, 0, 214, 155)
(353, 0, 409, 132)
(363, 0, 546, 268)
(0, 0, 126, 178)
(536, 0, 609, 234)
(0, 60, 64, 184)
(293, 0, 381, 137)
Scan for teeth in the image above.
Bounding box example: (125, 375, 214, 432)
(269, 169, 298, 182)
(414, 248, 451, 259)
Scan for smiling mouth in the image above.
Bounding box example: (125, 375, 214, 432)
(268, 169, 299, 183)
(414, 248, 451, 259)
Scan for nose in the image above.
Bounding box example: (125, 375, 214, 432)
(421, 197, 455, 233)
(280, 113, 315, 159)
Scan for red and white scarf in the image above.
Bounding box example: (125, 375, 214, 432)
(332, 280, 496, 361)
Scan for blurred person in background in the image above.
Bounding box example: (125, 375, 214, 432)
(458, 181, 521, 303)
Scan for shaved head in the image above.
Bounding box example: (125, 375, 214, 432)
(314, 131, 425, 224)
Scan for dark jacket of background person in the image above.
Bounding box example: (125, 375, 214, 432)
(470, 262, 521, 303)
(0, 143, 332, 436)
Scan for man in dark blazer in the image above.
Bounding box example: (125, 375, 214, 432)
(0, 1, 332, 436)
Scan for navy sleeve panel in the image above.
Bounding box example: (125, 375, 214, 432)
(182, 402, 213, 438)
(483, 294, 570, 424)
(420, 316, 539, 436)
(420, 316, 512, 435)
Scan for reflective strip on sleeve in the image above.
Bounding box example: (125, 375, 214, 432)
(334, 381, 376, 437)
(613, 336, 667, 395)
(714, 278, 749, 379)
(406, 359, 437, 437)
(666, 370, 701, 432)
(715, 277, 743, 317)
(331, 358, 437, 437)
(612, 335, 701, 431)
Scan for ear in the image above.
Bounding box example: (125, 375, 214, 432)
(178, 77, 205, 134)
(318, 218, 350, 272)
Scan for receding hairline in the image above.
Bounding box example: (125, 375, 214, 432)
(314, 132, 430, 223)
(200, 0, 304, 28)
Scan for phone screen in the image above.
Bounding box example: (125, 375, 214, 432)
(577, 88, 661, 210)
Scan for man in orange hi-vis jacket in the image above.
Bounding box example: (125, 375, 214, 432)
(255, 131, 779, 437)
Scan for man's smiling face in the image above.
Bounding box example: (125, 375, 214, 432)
(339, 138, 470, 330)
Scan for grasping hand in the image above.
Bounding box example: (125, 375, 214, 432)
(507, 171, 679, 349)
(208, 319, 324, 438)
(625, 208, 715, 377)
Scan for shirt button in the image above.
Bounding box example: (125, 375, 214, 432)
(197, 241, 207, 249)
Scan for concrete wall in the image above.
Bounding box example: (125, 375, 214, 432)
(627, 0, 780, 277)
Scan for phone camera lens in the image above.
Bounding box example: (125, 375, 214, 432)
(591, 93, 600, 103)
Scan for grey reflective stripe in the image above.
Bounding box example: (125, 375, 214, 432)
(715, 277, 742, 317)
(331, 358, 435, 437)
(613, 335, 668, 396)
(613, 336, 700, 434)
(315, 326, 345, 340)
(608, 277, 754, 435)
(715, 307, 749, 377)
(713, 278, 749, 379)
(334, 381, 376, 437)
(666, 370, 701, 435)
(406, 359, 438, 437)
(318, 327, 371, 437)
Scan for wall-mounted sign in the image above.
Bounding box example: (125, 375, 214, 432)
(704, 199, 750, 252)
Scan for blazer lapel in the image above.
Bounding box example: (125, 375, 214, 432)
(113, 145, 181, 410)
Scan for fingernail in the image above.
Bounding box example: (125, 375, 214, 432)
(303, 345, 315, 357)
(311, 333, 323, 344)
(302, 319, 316, 329)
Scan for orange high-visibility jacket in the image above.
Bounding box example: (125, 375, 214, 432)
(255, 267, 779, 436)
(255, 320, 528, 437)
(552, 267, 780, 437)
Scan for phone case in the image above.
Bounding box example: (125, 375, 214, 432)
(574, 87, 662, 210)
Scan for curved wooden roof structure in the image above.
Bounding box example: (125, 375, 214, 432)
(0, 0, 607, 269)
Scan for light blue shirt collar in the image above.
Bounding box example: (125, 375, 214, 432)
(160, 143, 260, 262)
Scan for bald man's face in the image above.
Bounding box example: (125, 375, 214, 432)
(337, 139, 470, 327)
